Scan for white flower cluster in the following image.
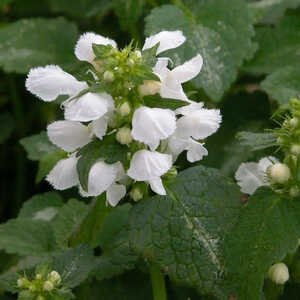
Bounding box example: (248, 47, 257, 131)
(26, 31, 221, 206)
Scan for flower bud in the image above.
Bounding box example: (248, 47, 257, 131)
(28, 284, 36, 292)
(103, 70, 115, 82)
(116, 127, 132, 145)
(43, 280, 54, 292)
(35, 273, 42, 280)
(290, 186, 300, 197)
(268, 263, 289, 285)
(36, 296, 45, 300)
(49, 270, 61, 285)
(268, 163, 291, 184)
(139, 80, 161, 96)
(291, 144, 300, 155)
(163, 166, 178, 179)
(17, 278, 29, 288)
(289, 117, 299, 128)
(276, 137, 284, 145)
(133, 50, 142, 59)
(118, 102, 131, 117)
(130, 186, 144, 202)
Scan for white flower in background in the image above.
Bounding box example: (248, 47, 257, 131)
(235, 156, 278, 195)
(80, 161, 126, 207)
(168, 101, 221, 162)
(127, 150, 172, 195)
(131, 106, 176, 151)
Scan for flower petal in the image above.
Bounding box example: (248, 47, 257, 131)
(91, 116, 108, 140)
(75, 32, 117, 62)
(80, 161, 122, 197)
(171, 54, 203, 83)
(176, 108, 222, 139)
(106, 183, 126, 207)
(143, 30, 186, 55)
(127, 150, 172, 181)
(160, 76, 188, 101)
(132, 107, 176, 150)
(175, 101, 204, 115)
(46, 156, 79, 190)
(186, 140, 208, 163)
(47, 121, 91, 152)
(149, 177, 166, 195)
(26, 65, 87, 102)
(64, 92, 114, 122)
(153, 57, 170, 79)
(235, 162, 267, 195)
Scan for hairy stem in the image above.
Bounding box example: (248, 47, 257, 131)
(150, 263, 167, 300)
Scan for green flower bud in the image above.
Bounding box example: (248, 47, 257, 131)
(290, 144, 300, 155)
(163, 166, 178, 179)
(269, 263, 289, 285)
(276, 136, 285, 145)
(116, 127, 132, 145)
(17, 277, 29, 288)
(103, 70, 115, 82)
(133, 50, 142, 59)
(290, 186, 300, 197)
(36, 295, 45, 300)
(48, 270, 61, 285)
(28, 284, 36, 292)
(118, 102, 131, 117)
(35, 273, 42, 280)
(130, 187, 144, 202)
(268, 163, 291, 184)
(289, 117, 299, 128)
(43, 280, 54, 292)
(139, 80, 161, 96)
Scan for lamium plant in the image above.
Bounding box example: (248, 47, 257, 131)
(2, 1, 300, 300)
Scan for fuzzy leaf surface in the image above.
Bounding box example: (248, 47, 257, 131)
(224, 188, 300, 300)
(129, 165, 242, 298)
(0, 18, 78, 73)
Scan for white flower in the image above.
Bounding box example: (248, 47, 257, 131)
(25, 65, 87, 102)
(131, 106, 176, 150)
(127, 150, 172, 195)
(46, 156, 79, 190)
(75, 32, 117, 63)
(268, 263, 289, 285)
(80, 161, 126, 206)
(167, 101, 221, 162)
(47, 117, 110, 153)
(142, 30, 186, 55)
(154, 54, 203, 101)
(235, 156, 278, 195)
(63, 92, 114, 122)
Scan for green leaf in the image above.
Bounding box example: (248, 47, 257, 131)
(35, 150, 67, 183)
(145, 2, 255, 101)
(77, 136, 128, 191)
(142, 43, 160, 68)
(248, 0, 300, 24)
(18, 192, 63, 220)
(0, 219, 57, 256)
(0, 112, 14, 144)
(69, 194, 113, 248)
(92, 44, 113, 59)
(0, 18, 78, 73)
(20, 131, 59, 161)
(236, 131, 277, 151)
(53, 199, 89, 249)
(129, 165, 242, 298)
(261, 66, 300, 106)
(113, 0, 146, 31)
(143, 95, 189, 110)
(94, 204, 138, 280)
(49, 0, 112, 18)
(52, 245, 96, 288)
(224, 188, 300, 300)
(245, 16, 300, 75)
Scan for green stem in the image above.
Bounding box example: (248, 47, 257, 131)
(150, 263, 167, 300)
